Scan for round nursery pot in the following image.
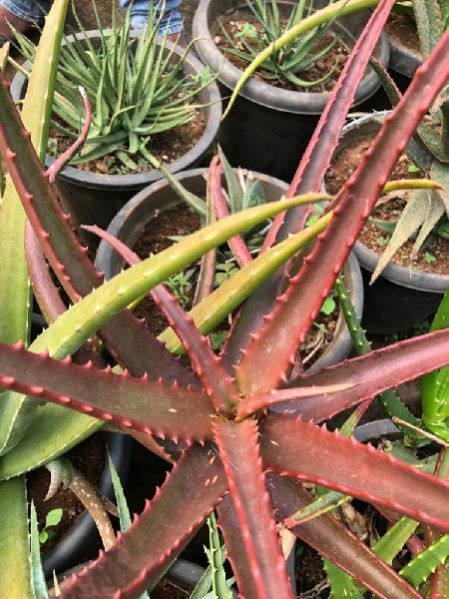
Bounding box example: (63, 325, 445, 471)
(330, 113, 449, 335)
(42, 432, 132, 576)
(11, 31, 222, 230)
(95, 167, 363, 372)
(193, 0, 389, 182)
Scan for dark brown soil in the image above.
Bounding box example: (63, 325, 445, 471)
(27, 432, 107, 555)
(130, 203, 338, 363)
(386, 13, 421, 53)
(132, 204, 201, 336)
(326, 137, 449, 275)
(151, 579, 189, 599)
(215, 9, 349, 92)
(49, 111, 206, 176)
(295, 545, 329, 597)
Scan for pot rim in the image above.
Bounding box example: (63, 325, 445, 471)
(10, 30, 222, 191)
(192, 0, 390, 114)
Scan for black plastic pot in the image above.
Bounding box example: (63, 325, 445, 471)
(95, 167, 363, 373)
(353, 418, 400, 443)
(333, 114, 449, 335)
(11, 31, 222, 230)
(386, 30, 421, 80)
(193, 0, 389, 182)
(42, 432, 132, 576)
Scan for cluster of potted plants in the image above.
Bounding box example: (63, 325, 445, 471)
(2, 0, 449, 597)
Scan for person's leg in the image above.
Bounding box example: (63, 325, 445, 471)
(119, 1, 183, 35)
(0, 0, 51, 37)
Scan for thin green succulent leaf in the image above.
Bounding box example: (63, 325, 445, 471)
(288, 489, 350, 525)
(422, 166, 449, 438)
(372, 518, 419, 565)
(144, 153, 205, 217)
(400, 534, 449, 587)
(189, 569, 213, 599)
(0, 477, 33, 599)
(324, 559, 364, 598)
(369, 217, 397, 234)
(30, 502, 49, 599)
(0, 0, 69, 457)
(108, 454, 150, 599)
(218, 146, 243, 213)
(223, 0, 379, 118)
(335, 275, 424, 440)
(414, 0, 444, 57)
(206, 513, 231, 599)
(411, 191, 445, 257)
(108, 452, 132, 532)
(370, 190, 431, 283)
(158, 211, 332, 353)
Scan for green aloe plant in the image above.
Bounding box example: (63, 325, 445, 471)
(219, 0, 342, 89)
(11, 2, 212, 173)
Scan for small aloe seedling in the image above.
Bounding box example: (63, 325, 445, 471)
(219, 0, 342, 89)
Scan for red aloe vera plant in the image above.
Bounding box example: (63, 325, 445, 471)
(2, 0, 449, 596)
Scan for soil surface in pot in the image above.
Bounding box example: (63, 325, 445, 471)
(27, 432, 107, 556)
(152, 579, 189, 598)
(131, 203, 337, 364)
(214, 8, 350, 92)
(385, 13, 420, 53)
(49, 111, 206, 176)
(326, 137, 449, 275)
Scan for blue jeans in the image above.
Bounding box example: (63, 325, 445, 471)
(0, 1, 183, 34)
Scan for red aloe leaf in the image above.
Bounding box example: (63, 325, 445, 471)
(210, 157, 253, 268)
(54, 444, 226, 598)
(0, 341, 215, 441)
(25, 221, 66, 324)
(214, 419, 293, 599)
(262, 415, 449, 532)
(46, 88, 92, 184)
(222, 0, 396, 369)
(236, 382, 355, 420)
(268, 476, 420, 599)
(0, 76, 195, 388)
(238, 329, 449, 421)
(235, 30, 449, 396)
(85, 225, 240, 415)
(428, 566, 448, 598)
(264, 0, 397, 250)
(193, 160, 217, 305)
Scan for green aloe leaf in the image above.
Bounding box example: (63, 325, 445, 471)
(370, 190, 434, 284)
(0, 477, 33, 598)
(400, 534, 449, 587)
(0, 0, 69, 457)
